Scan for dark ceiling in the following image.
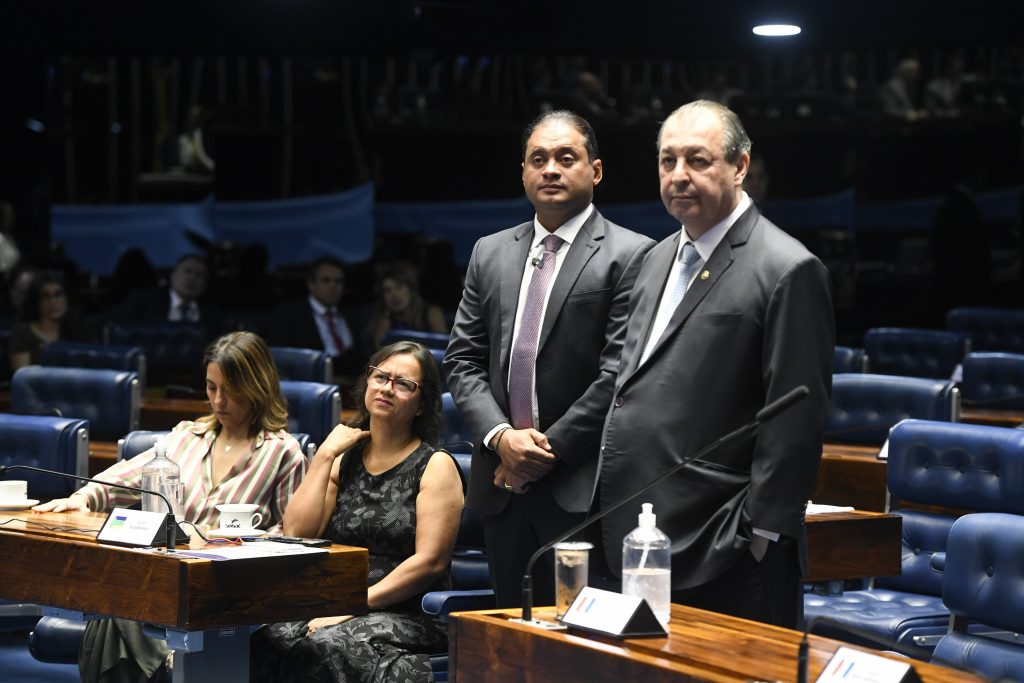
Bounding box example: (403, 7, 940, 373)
(2, 0, 1021, 58)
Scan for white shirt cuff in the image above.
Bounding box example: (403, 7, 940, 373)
(484, 423, 512, 450)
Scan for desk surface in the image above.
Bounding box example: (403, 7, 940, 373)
(815, 443, 887, 512)
(0, 510, 367, 630)
(961, 407, 1024, 428)
(450, 605, 980, 683)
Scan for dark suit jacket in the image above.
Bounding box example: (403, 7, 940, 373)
(103, 289, 222, 336)
(599, 205, 834, 591)
(269, 299, 364, 377)
(445, 209, 654, 515)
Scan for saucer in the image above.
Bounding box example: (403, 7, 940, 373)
(207, 528, 266, 539)
(0, 499, 40, 511)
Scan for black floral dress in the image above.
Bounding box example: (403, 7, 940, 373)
(251, 441, 451, 683)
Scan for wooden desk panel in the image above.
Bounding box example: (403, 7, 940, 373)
(0, 510, 367, 630)
(814, 443, 887, 512)
(805, 511, 900, 582)
(961, 407, 1024, 428)
(450, 606, 981, 683)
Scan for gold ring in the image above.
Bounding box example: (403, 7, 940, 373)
(503, 481, 513, 490)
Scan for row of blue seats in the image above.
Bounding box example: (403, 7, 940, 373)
(807, 419, 1024, 680)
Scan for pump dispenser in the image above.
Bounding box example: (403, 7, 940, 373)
(622, 502, 671, 624)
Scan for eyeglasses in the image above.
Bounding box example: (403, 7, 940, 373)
(367, 366, 420, 397)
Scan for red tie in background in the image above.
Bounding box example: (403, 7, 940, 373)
(507, 233, 565, 430)
(324, 310, 347, 355)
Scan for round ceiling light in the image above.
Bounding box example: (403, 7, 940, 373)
(752, 24, 801, 37)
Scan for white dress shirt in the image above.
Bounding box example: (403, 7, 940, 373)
(168, 290, 199, 323)
(308, 295, 354, 356)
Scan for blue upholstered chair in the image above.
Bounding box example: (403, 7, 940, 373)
(10, 366, 140, 442)
(421, 451, 494, 682)
(806, 420, 1024, 656)
(270, 346, 333, 383)
(947, 307, 1024, 354)
(41, 340, 147, 386)
(441, 392, 469, 448)
(825, 374, 959, 446)
(0, 413, 89, 630)
(961, 352, 1024, 411)
(280, 380, 341, 447)
(105, 322, 207, 376)
(833, 346, 866, 374)
(932, 513, 1024, 680)
(863, 327, 970, 379)
(381, 328, 450, 350)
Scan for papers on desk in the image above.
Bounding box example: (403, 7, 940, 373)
(806, 502, 856, 515)
(169, 540, 329, 561)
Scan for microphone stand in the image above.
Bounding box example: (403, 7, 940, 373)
(0, 464, 179, 552)
(517, 385, 810, 624)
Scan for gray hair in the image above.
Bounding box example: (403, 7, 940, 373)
(657, 100, 752, 164)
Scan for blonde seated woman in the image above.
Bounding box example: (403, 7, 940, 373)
(34, 331, 307, 683)
(251, 340, 464, 683)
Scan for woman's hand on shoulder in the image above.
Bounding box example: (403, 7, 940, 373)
(32, 494, 89, 513)
(317, 424, 371, 461)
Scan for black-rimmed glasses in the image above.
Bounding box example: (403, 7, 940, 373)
(367, 366, 420, 397)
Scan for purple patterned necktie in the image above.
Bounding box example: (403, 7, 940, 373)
(508, 233, 565, 430)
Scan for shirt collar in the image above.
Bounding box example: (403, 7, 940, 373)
(530, 203, 594, 250)
(169, 289, 192, 311)
(308, 294, 333, 316)
(679, 192, 752, 262)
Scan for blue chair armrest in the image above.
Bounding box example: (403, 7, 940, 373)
(930, 552, 946, 573)
(29, 616, 85, 664)
(421, 589, 495, 620)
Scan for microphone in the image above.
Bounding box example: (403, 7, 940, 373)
(797, 615, 1001, 683)
(517, 384, 810, 624)
(0, 464, 181, 552)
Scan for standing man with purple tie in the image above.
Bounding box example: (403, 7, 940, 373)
(444, 111, 654, 607)
(597, 100, 834, 628)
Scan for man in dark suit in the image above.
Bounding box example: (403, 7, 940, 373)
(270, 256, 362, 378)
(597, 100, 834, 628)
(444, 111, 654, 607)
(103, 253, 222, 335)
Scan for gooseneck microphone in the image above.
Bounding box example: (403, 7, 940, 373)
(518, 385, 810, 624)
(0, 464, 179, 552)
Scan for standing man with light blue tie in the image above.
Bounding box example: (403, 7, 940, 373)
(596, 100, 834, 628)
(444, 111, 654, 607)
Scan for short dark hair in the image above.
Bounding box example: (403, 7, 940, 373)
(307, 255, 345, 283)
(521, 110, 600, 163)
(347, 341, 444, 446)
(18, 270, 65, 323)
(173, 252, 208, 272)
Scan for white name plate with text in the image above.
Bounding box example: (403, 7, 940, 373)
(559, 586, 667, 638)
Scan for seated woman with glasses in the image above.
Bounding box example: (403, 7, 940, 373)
(9, 270, 96, 374)
(252, 340, 464, 683)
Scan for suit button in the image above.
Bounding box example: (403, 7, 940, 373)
(614, 396, 624, 408)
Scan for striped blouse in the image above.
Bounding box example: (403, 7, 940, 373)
(76, 421, 307, 532)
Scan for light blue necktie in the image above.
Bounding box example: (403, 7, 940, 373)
(640, 242, 701, 364)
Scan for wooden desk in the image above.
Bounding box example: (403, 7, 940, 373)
(450, 605, 980, 682)
(0, 510, 367, 681)
(805, 510, 900, 582)
(814, 443, 887, 512)
(961, 407, 1024, 428)
(140, 396, 210, 430)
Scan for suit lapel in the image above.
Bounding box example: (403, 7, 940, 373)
(537, 212, 603, 351)
(498, 222, 535, 385)
(620, 235, 678, 380)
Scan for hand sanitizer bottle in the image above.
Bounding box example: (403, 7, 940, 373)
(622, 502, 671, 624)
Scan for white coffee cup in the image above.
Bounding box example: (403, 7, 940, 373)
(215, 503, 263, 534)
(0, 480, 28, 503)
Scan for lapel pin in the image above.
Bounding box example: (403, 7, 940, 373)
(700, 270, 710, 280)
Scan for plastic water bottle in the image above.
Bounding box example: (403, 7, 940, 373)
(141, 439, 182, 521)
(622, 502, 671, 625)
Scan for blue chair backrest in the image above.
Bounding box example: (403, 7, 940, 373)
(0, 414, 89, 499)
(876, 420, 1024, 595)
(825, 374, 959, 445)
(270, 346, 332, 383)
(947, 307, 1024, 353)
(280, 380, 341, 446)
(118, 430, 170, 461)
(832, 345, 865, 373)
(933, 513, 1024, 680)
(962, 352, 1024, 411)
(10, 366, 140, 442)
(42, 341, 146, 385)
(105, 322, 206, 371)
(441, 393, 468, 447)
(863, 327, 969, 379)
(448, 450, 488, 590)
(381, 328, 450, 350)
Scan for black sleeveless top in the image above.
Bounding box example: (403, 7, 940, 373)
(328, 440, 452, 612)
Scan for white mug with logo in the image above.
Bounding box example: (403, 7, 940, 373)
(215, 503, 263, 534)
